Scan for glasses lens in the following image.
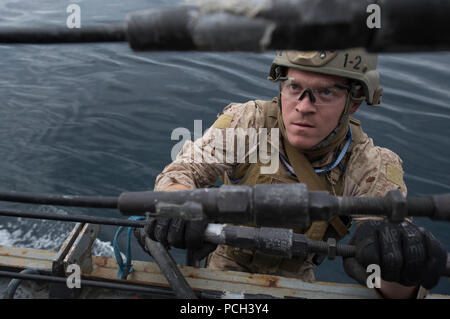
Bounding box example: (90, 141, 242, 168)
(281, 80, 347, 106)
(313, 87, 346, 105)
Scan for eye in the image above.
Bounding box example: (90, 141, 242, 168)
(286, 83, 301, 93)
(317, 87, 333, 96)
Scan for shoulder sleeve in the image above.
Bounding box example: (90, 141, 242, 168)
(154, 101, 265, 191)
(343, 138, 408, 224)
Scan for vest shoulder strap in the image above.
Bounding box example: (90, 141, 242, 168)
(256, 99, 279, 129)
(349, 117, 367, 146)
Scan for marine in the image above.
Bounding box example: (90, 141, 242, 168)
(135, 49, 447, 298)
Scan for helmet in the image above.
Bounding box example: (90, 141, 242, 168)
(268, 49, 383, 106)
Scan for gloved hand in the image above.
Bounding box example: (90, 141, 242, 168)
(343, 220, 447, 289)
(134, 214, 209, 251)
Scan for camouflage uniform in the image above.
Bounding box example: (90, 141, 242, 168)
(154, 99, 407, 282)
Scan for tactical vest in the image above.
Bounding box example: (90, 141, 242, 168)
(219, 99, 369, 275)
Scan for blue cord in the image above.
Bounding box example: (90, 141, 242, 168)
(280, 124, 352, 175)
(226, 125, 352, 185)
(314, 124, 352, 174)
(113, 216, 146, 279)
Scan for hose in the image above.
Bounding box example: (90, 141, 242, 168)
(3, 268, 40, 299)
(0, 190, 117, 208)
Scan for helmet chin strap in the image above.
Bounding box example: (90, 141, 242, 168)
(311, 93, 352, 150)
(310, 82, 363, 151)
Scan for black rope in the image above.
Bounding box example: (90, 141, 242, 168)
(0, 190, 117, 208)
(0, 25, 126, 44)
(0, 270, 176, 298)
(3, 268, 40, 299)
(0, 208, 144, 228)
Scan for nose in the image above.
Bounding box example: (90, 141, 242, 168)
(294, 90, 316, 113)
(299, 89, 316, 104)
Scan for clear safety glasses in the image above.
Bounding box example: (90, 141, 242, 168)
(280, 77, 351, 106)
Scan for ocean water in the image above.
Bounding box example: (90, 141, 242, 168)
(0, 0, 449, 295)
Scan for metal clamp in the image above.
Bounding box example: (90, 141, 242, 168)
(387, 190, 407, 223)
(50, 223, 100, 298)
(327, 238, 337, 260)
(154, 201, 205, 221)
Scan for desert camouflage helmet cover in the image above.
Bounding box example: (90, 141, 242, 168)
(268, 49, 383, 106)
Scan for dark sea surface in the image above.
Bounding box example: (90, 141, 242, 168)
(0, 0, 449, 295)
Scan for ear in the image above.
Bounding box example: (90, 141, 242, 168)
(348, 101, 362, 115)
(348, 84, 364, 115)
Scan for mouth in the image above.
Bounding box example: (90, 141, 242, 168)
(292, 122, 314, 128)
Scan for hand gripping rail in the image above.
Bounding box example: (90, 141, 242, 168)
(202, 223, 450, 277)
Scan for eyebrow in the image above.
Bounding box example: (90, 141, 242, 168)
(286, 77, 337, 87)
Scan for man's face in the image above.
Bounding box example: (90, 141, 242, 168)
(281, 68, 357, 150)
